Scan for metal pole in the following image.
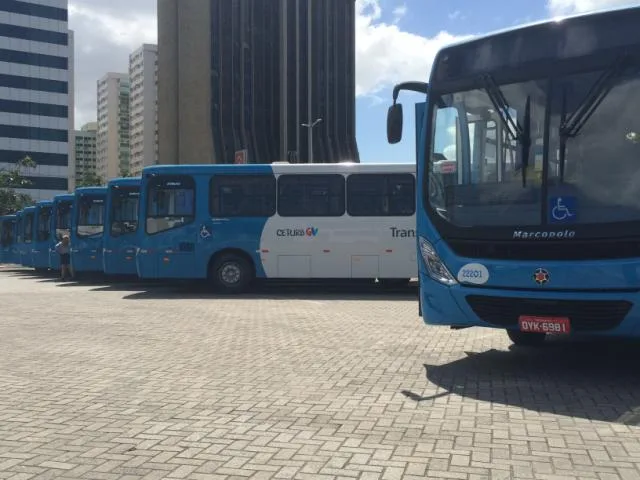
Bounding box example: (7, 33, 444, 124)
(309, 125, 313, 164)
(308, 0, 312, 164)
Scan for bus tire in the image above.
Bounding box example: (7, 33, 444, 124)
(507, 330, 546, 347)
(210, 253, 254, 293)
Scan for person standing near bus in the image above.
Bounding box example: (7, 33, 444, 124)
(55, 235, 72, 281)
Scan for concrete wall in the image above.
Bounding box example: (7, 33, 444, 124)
(157, 0, 214, 166)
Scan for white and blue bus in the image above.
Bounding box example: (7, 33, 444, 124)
(387, 5, 640, 345)
(136, 163, 417, 292)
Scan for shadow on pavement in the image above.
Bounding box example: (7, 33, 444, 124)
(4, 268, 417, 300)
(407, 337, 640, 425)
(98, 280, 418, 301)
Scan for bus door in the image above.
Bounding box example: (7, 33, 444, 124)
(22, 210, 35, 267)
(50, 201, 72, 270)
(33, 206, 52, 269)
(146, 176, 197, 278)
(0, 219, 8, 263)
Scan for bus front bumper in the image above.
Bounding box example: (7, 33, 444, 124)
(420, 275, 640, 338)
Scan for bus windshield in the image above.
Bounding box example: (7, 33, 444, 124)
(37, 207, 52, 242)
(77, 196, 105, 237)
(146, 177, 195, 234)
(428, 57, 640, 230)
(110, 187, 139, 236)
(55, 201, 72, 240)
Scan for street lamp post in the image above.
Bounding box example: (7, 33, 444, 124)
(301, 118, 322, 164)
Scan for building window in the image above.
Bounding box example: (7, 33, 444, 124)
(0, 48, 67, 69)
(0, 125, 67, 142)
(0, 0, 68, 21)
(0, 23, 68, 45)
(0, 99, 68, 118)
(0, 74, 67, 94)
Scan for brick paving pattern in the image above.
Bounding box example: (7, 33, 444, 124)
(1, 268, 640, 479)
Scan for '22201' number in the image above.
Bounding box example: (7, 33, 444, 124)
(461, 269, 484, 278)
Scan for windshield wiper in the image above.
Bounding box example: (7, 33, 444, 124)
(481, 74, 531, 187)
(558, 54, 629, 182)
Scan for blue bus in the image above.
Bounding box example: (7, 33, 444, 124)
(136, 163, 417, 292)
(71, 187, 107, 274)
(0, 215, 17, 264)
(387, 5, 640, 345)
(32, 200, 53, 272)
(103, 177, 141, 276)
(20, 206, 36, 268)
(50, 193, 74, 271)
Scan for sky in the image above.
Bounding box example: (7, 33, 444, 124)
(68, 0, 635, 164)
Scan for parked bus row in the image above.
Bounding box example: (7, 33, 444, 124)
(0, 162, 418, 292)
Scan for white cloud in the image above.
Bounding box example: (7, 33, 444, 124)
(69, 0, 157, 128)
(69, 0, 469, 127)
(392, 4, 408, 24)
(355, 0, 471, 97)
(547, 0, 635, 16)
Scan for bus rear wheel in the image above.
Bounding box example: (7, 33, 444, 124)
(507, 330, 546, 347)
(210, 253, 254, 293)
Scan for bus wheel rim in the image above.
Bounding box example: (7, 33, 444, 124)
(220, 262, 241, 285)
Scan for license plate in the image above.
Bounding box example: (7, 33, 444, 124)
(518, 315, 570, 334)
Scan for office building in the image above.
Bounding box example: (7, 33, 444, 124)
(96, 72, 130, 181)
(129, 43, 158, 176)
(0, 0, 74, 201)
(72, 122, 97, 188)
(157, 0, 359, 165)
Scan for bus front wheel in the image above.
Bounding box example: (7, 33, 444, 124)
(210, 253, 254, 293)
(507, 330, 546, 347)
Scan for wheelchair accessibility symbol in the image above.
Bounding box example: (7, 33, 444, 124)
(200, 225, 212, 239)
(549, 196, 577, 223)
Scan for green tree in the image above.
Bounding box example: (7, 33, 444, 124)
(76, 172, 105, 188)
(0, 155, 36, 215)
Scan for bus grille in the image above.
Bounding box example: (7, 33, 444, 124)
(447, 238, 640, 261)
(465, 295, 633, 331)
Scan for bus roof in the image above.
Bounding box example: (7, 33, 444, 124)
(107, 176, 141, 187)
(75, 186, 107, 195)
(0, 215, 16, 220)
(142, 162, 415, 176)
(36, 200, 53, 207)
(53, 193, 75, 202)
(440, 4, 640, 54)
(22, 205, 36, 213)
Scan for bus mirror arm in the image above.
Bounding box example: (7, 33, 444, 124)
(388, 82, 429, 145)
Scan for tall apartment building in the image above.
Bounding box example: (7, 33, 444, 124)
(0, 0, 74, 201)
(72, 122, 97, 188)
(157, 0, 359, 165)
(96, 72, 130, 181)
(129, 43, 158, 176)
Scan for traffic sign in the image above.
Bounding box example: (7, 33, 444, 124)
(234, 149, 248, 164)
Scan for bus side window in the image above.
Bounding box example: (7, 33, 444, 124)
(210, 175, 276, 217)
(347, 174, 415, 217)
(277, 174, 345, 217)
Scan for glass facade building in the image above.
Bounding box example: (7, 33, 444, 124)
(158, 0, 359, 166)
(0, 0, 73, 200)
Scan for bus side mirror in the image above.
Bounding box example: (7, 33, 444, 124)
(387, 103, 403, 144)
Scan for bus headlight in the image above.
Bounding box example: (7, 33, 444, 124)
(419, 236, 457, 286)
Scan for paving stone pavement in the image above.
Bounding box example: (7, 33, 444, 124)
(1, 269, 640, 480)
